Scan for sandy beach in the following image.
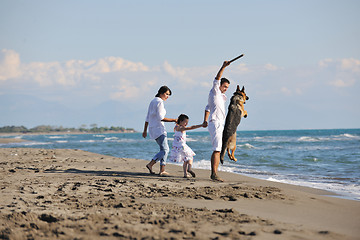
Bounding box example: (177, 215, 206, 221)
(0, 147, 359, 240)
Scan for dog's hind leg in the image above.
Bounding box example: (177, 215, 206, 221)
(227, 148, 232, 160)
(230, 145, 237, 162)
(227, 133, 237, 162)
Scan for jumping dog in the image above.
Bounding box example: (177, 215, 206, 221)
(220, 85, 249, 164)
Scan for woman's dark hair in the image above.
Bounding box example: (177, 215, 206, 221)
(177, 114, 189, 124)
(155, 86, 172, 97)
(221, 78, 230, 85)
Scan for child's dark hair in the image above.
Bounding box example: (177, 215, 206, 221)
(177, 114, 189, 124)
(155, 86, 172, 97)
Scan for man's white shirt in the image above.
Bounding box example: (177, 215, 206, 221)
(205, 78, 227, 124)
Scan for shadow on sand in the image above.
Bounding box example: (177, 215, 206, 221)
(44, 168, 186, 180)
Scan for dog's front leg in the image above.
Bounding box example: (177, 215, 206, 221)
(240, 104, 248, 118)
(243, 110, 248, 118)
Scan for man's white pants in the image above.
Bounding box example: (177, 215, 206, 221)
(208, 121, 224, 152)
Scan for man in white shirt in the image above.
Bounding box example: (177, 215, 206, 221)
(143, 86, 177, 176)
(203, 61, 231, 181)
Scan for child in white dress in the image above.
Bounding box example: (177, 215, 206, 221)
(169, 114, 205, 178)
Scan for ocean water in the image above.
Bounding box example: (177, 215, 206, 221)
(1, 129, 360, 201)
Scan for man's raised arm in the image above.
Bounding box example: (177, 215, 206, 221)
(215, 61, 230, 80)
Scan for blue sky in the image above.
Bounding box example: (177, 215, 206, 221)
(1, 0, 359, 131)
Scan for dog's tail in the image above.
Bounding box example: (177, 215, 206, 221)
(220, 138, 227, 165)
(220, 149, 225, 165)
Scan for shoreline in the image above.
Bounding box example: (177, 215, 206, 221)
(0, 130, 136, 137)
(1, 148, 359, 239)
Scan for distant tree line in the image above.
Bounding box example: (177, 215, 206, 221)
(0, 125, 135, 133)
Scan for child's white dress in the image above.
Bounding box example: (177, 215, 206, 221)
(169, 130, 195, 163)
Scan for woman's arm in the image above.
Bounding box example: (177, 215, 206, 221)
(142, 121, 148, 138)
(162, 117, 177, 123)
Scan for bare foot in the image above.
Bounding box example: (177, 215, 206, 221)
(146, 164, 155, 174)
(188, 170, 196, 178)
(211, 174, 224, 182)
(183, 173, 191, 178)
(159, 171, 170, 177)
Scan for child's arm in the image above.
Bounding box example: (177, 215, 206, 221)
(179, 123, 206, 131)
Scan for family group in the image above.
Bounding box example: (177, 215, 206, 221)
(143, 61, 232, 182)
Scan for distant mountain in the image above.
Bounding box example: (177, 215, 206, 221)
(0, 94, 142, 130)
(0, 94, 75, 127)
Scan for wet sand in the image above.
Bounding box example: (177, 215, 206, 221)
(0, 138, 27, 144)
(0, 148, 359, 239)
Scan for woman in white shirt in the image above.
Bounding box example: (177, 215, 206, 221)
(143, 86, 177, 176)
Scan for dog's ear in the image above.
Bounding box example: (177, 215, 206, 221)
(236, 85, 240, 92)
(241, 86, 249, 100)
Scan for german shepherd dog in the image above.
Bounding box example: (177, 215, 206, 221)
(220, 85, 249, 164)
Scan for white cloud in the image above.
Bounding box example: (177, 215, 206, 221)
(264, 63, 279, 71)
(90, 58, 111, 73)
(110, 78, 141, 100)
(0, 49, 21, 80)
(281, 87, 292, 95)
(280, 86, 303, 96)
(340, 58, 360, 72)
(2, 50, 359, 95)
(330, 78, 356, 87)
(318, 58, 333, 68)
(84, 57, 149, 73)
(318, 58, 359, 88)
(108, 57, 149, 72)
(23, 61, 75, 87)
(295, 88, 303, 95)
(163, 61, 186, 78)
(228, 63, 250, 75)
(0, 49, 154, 88)
(319, 58, 360, 73)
